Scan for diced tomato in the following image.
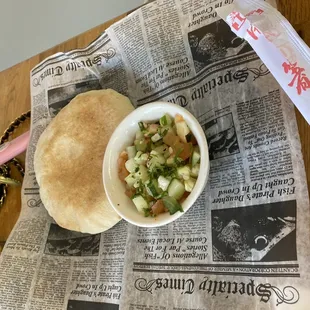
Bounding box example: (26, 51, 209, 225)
(173, 142, 193, 160)
(175, 114, 184, 123)
(118, 154, 129, 181)
(119, 151, 128, 161)
(148, 124, 159, 134)
(172, 141, 183, 156)
(125, 187, 136, 198)
(180, 191, 190, 203)
(190, 134, 198, 145)
(151, 199, 166, 215)
(163, 132, 180, 146)
(180, 142, 193, 160)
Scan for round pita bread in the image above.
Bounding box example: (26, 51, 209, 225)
(34, 89, 134, 234)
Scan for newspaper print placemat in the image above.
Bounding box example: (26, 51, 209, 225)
(0, 0, 309, 309)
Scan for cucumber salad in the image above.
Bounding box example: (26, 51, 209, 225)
(117, 113, 200, 217)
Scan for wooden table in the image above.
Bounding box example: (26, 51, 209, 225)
(0, 1, 309, 252)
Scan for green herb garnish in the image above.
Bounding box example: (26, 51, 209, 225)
(143, 208, 151, 217)
(138, 122, 145, 131)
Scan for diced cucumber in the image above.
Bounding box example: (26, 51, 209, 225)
(135, 165, 149, 182)
(125, 174, 136, 187)
(147, 152, 165, 170)
(166, 157, 175, 166)
(126, 146, 137, 159)
(150, 150, 158, 155)
(161, 126, 177, 137)
(133, 180, 141, 188)
(159, 125, 170, 137)
(157, 154, 166, 164)
(176, 121, 190, 143)
(165, 114, 173, 125)
(154, 144, 170, 159)
(163, 151, 170, 159)
(185, 177, 196, 192)
(147, 158, 160, 170)
(132, 195, 148, 213)
(168, 178, 185, 200)
(158, 175, 171, 191)
(134, 151, 148, 165)
(160, 115, 167, 126)
(191, 147, 200, 166)
(150, 141, 161, 149)
(154, 144, 168, 154)
(145, 179, 162, 198)
(175, 157, 184, 166)
(191, 164, 200, 177)
(142, 153, 149, 161)
(136, 130, 144, 140)
(125, 158, 137, 173)
(159, 114, 173, 126)
(177, 165, 191, 180)
(162, 196, 183, 215)
(151, 133, 162, 142)
(135, 139, 148, 152)
(134, 150, 142, 160)
(154, 140, 163, 147)
(150, 150, 165, 160)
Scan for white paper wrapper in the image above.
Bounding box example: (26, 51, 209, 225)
(217, 0, 310, 124)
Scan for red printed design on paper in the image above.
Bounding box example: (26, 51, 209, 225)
(229, 11, 246, 31)
(246, 8, 264, 17)
(229, 11, 263, 40)
(264, 30, 280, 42)
(246, 25, 262, 40)
(282, 62, 310, 95)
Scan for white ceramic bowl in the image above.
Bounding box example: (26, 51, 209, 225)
(103, 102, 209, 227)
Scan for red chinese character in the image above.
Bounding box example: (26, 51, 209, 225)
(282, 62, 310, 95)
(247, 25, 262, 40)
(230, 11, 246, 31)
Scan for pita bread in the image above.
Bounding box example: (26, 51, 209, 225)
(34, 89, 134, 234)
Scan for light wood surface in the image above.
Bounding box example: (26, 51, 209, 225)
(0, 1, 309, 252)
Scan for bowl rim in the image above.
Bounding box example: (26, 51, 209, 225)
(103, 101, 209, 227)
